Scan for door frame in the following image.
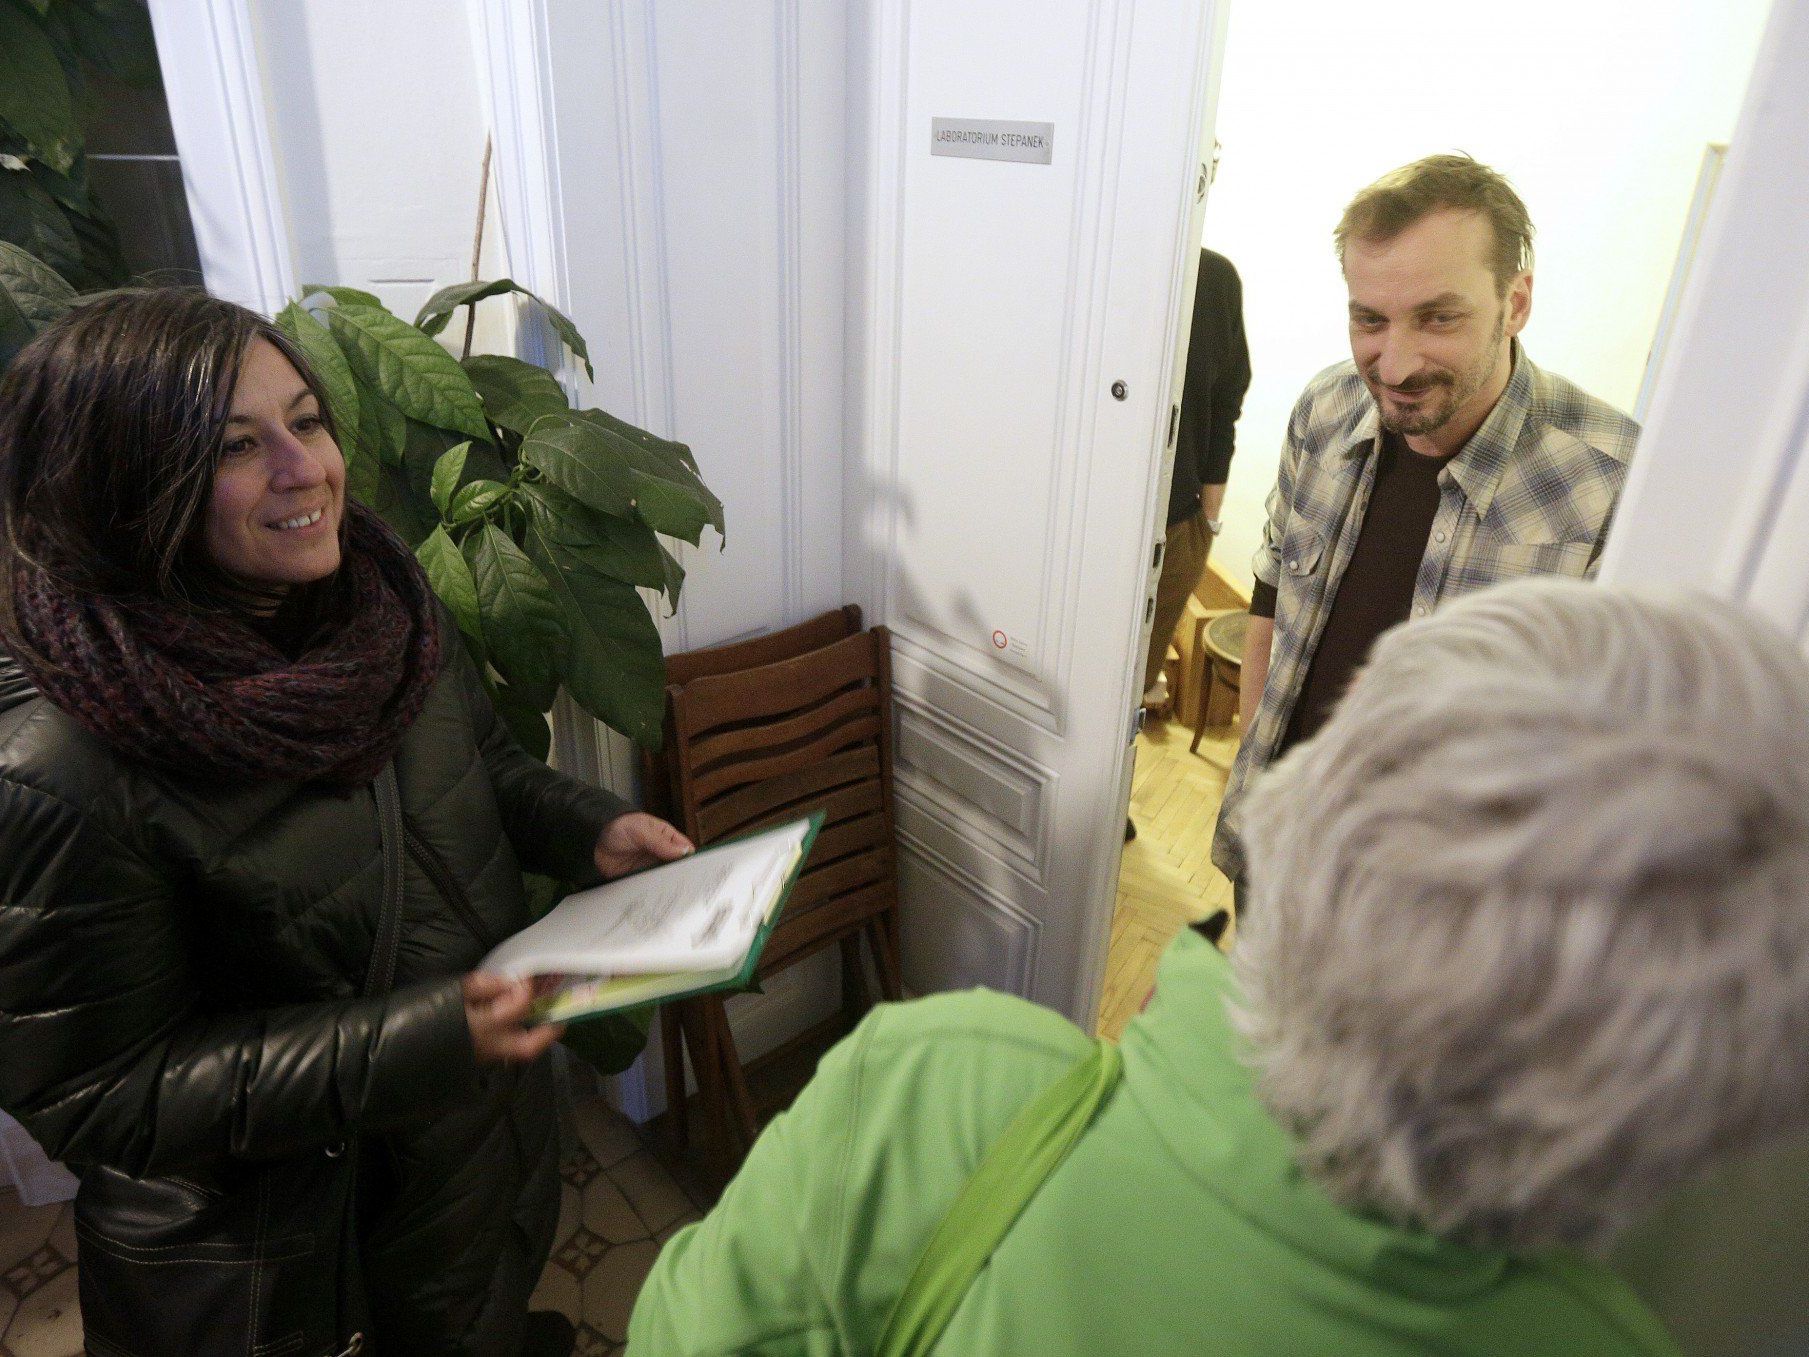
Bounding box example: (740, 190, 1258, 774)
(145, 0, 296, 315)
(1598, 0, 1809, 645)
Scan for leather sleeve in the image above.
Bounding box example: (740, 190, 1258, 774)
(0, 774, 480, 1177)
(449, 639, 632, 888)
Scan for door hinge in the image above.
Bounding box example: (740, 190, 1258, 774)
(1167, 403, 1180, 447)
(1130, 705, 1147, 743)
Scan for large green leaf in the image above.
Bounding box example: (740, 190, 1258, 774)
(429, 441, 471, 516)
(0, 238, 74, 369)
(568, 409, 723, 545)
(275, 302, 362, 447)
(414, 278, 522, 335)
(464, 522, 568, 694)
(348, 369, 406, 468)
(520, 505, 666, 746)
(519, 480, 669, 595)
(302, 282, 383, 309)
(415, 524, 485, 662)
(0, 5, 78, 174)
(518, 413, 636, 519)
(326, 304, 491, 442)
(0, 171, 79, 277)
(414, 277, 593, 382)
(0, 237, 75, 327)
(462, 353, 570, 435)
(341, 436, 381, 507)
(448, 477, 510, 526)
(656, 542, 686, 607)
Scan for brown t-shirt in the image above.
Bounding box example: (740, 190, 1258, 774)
(1249, 430, 1444, 756)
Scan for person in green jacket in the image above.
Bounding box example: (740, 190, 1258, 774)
(629, 578, 1809, 1356)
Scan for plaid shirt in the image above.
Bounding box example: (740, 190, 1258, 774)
(1212, 344, 1639, 879)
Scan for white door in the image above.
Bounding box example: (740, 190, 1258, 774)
(1598, 0, 1809, 654)
(845, 0, 1227, 1023)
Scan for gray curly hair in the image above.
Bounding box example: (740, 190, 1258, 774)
(1234, 577, 1809, 1255)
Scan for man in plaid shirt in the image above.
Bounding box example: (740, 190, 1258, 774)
(1212, 155, 1640, 893)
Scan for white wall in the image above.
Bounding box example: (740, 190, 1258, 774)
(472, 0, 853, 1118)
(1203, 0, 1773, 595)
(248, 0, 511, 350)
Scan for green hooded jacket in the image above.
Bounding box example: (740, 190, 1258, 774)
(630, 928, 1680, 1355)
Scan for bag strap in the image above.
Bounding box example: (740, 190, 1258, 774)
(363, 762, 406, 998)
(875, 1038, 1124, 1357)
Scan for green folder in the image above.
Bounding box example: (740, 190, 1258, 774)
(529, 811, 825, 1026)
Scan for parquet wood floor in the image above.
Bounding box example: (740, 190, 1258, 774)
(1097, 714, 1239, 1041)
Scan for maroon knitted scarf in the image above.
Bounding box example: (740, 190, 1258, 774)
(9, 506, 442, 787)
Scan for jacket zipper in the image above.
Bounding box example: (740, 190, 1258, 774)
(401, 819, 502, 951)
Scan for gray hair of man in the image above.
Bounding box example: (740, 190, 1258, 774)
(1233, 577, 1809, 1256)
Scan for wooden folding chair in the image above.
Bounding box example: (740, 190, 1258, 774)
(644, 611, 904, 1167)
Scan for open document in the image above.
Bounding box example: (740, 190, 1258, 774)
(481, 813, 822, 1024)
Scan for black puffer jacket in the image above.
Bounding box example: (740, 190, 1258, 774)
(0, 636, 627, 1356)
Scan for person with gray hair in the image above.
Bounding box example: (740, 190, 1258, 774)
(1237, 576, 1809, 1259)
(630, 576, 1809, 1355)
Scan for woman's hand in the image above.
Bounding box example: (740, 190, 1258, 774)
(594, 812, 694, 880)
(462, 972, 565, 1065)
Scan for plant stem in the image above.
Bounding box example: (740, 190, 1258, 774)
(462, 134, 493, 361)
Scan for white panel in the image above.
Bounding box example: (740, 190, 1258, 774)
(894, 698, 1053, 876)
(897, 841, 1039, 996)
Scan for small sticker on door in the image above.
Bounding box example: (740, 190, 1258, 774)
(990, 628, 1029, 659)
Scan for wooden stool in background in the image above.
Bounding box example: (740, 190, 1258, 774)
(1191, 609, 1249, 755)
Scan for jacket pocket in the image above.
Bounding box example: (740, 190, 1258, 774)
(76, 1160, 347, 1357)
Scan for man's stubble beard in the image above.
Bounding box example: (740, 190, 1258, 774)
(1372, 308, 1507, 437)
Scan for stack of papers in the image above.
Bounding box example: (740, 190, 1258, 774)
(480, 813, 822, 1024)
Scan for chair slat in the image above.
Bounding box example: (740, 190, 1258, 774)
(795, 812, 889, 868)
(758, 882, 895, 975)
(689, 714, 882, 803)
(687, 683, 881, 770)
(695, 746, 882, 842)
(665, 606, 861, 689)
(782, 848, 892, 918)
(675, 632, 882, 734)
(709, 779, 885, 845)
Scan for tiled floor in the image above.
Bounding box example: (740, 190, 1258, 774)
(0, 1189, 77, 1357)
(1097, 712, 1237, 1040)
(0, 1095, 706, 1357)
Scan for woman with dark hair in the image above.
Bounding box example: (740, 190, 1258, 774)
(0, 289, 691, 1357)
